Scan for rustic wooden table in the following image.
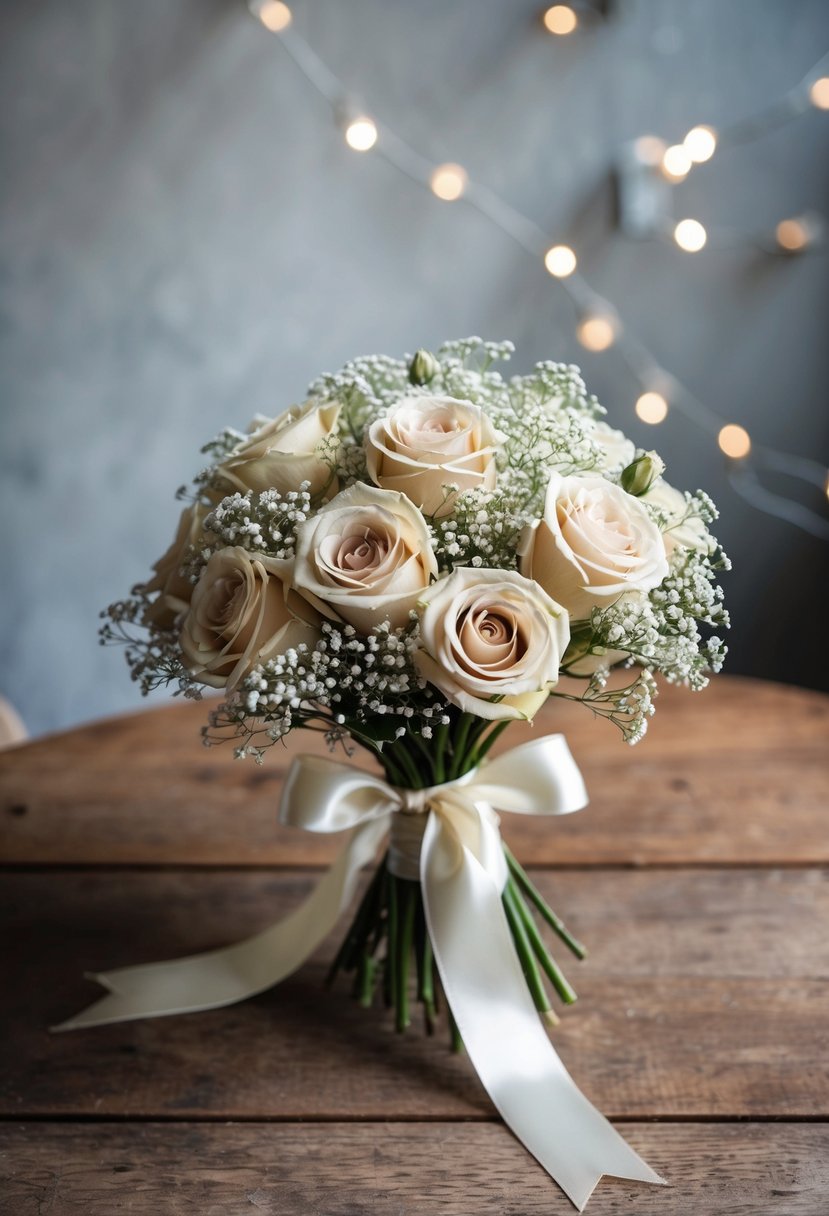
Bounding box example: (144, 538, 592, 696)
(1, 674, 827, 1213)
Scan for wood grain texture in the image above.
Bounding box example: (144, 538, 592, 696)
(1, 676, 827, 866)
(3, 868, 827, 1120)
(2, 1122, 828, 1215)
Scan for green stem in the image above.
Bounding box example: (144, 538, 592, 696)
(448, 1004, 463, 1053)
(504, 845, 588, 960)
(432, 721, 449, 784)
(509, 877, 577, 1005)
(388, 742, 423, 789)
(396, 879, 417, 1031)
(502, 879, 552, 1018)
(468, 719, 511, 768)
(326, 856, 387, 986)
(449, 713, 475, 779)
(387, 872, 399, 1014)
(357, 950, 377, 1008)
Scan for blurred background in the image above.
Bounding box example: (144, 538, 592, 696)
(1, 0, 828, 739)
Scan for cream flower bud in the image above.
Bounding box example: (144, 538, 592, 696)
(519, 471, 669, 621)
(214, 399, 341, 499)
(292, 483, 438, 633)
(414, 567, 569, 721)
(180, 546, 320, 691)
(408, 348, 440, 386)
(365, 395, 502, 517)
(620, 451, 666, 497)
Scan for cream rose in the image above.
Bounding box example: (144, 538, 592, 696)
(215, 399, 340, 498)
(365, 395, 501, 516)
(645, 479, 714, 556)
(180, 546, 320, 691)
(142, 504, 209, 631)
(414, 568, 569, 721)
(519, 471, 669, 621)
(292, 483, 437, 634)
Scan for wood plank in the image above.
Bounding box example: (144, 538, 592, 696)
(3, 868, 827, 1119)
(1, 676, 827, 866)
(1, 1122, 828, 1215)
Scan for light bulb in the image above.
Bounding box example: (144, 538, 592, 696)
(345, 117, 378, 152)
(633, 135, 667, 166)
(576, 315, 617, 352)
(635, 391, 669, 425)
(674, 218, 707, 252)
(718, 424, 751, 459)
(544, 245, 577, 277)
(430, 163, 467, 202)
(775, 218, 810, 252)
(543, 5, 578, 35)
(809, 77, 829, 110)
(661, 144, 692, 181)
(683, 125, 717, 163)
(256, 1, 292, 31)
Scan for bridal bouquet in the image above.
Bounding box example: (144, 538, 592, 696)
(80, 338, 727, 1208)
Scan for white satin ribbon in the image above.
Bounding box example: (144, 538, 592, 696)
(54, 733, 664, 1210)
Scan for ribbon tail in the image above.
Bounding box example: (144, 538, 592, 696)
(421, 814, 665, 1211)
(52, 816, 388, 1031)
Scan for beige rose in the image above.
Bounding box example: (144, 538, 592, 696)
(142, 504, 209, 631)
(180, 546, 320, 691)
(645, 479, 714, 556)
(365, 395, 501, 516)
(292, 483, 437, 634)
(215, 400, 340, 498)
(414, 568, 569, 721)
(519, 471, 669, 621)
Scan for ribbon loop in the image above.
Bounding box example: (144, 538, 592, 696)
(54, 732, 663, 1210)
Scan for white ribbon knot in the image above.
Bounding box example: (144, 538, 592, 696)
(54, 733, 664, 1210)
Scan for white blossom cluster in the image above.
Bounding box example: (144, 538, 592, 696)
(203, 486, 312, 561)
(102, 336, 729, 757)
(208, 621, 451, 763)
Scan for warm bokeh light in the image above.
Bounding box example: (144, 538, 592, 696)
(543, 5, 578, 35)
(576, 315, 617, 352)
(257, 1, 292, 32)
(633, 135, 667, 166)
(809, 76, 829, 109)
(674, 218, 707, 252)
(661, 144, 692, 181)
(775, 217, 811, 252)
(683, 125, 717, 163)
(635, 391, 669, 425)
(718, 424, 751, 459)
(344, 117, 378, 152)
(430, 163, 468, 202)
(544, 244, 577, 277)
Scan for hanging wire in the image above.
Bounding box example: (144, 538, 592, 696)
(247, 2, 829, 540)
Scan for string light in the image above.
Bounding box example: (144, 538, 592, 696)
(576, 314, 617, 352)
(775, 217, 811, 252)
(344, 116, 378, 151)
(542, 5, 578, 35)
(633, 135, 667, 166)
(255, 1, 292, 32)
(430, 163, 467, 202)
(809, 77, 829, 109)
(251, 13, 829, 540)
(683, 124, 717, 163)
(544, 244, 577, 277)
(661, 144, 692, 180)
(718, 424, 752, 459)
(673, 218, 707, 252)
(635, 391, 669, 425)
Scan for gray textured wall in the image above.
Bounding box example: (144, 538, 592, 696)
(2, 0, 828, 737)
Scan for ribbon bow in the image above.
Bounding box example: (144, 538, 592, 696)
(55, 734, 663, 1210)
